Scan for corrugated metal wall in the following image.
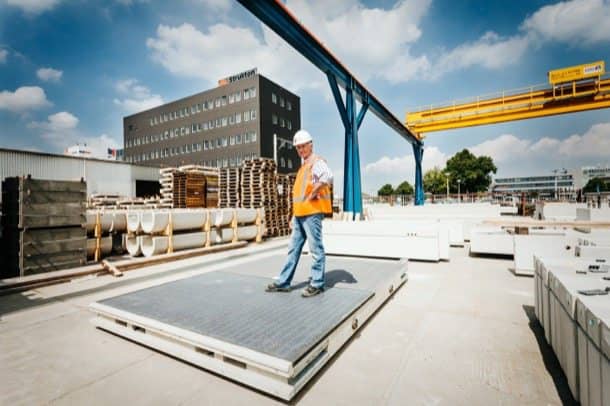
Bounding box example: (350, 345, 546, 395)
(0, 149, 159, 198)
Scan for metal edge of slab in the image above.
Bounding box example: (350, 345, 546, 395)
(89, 265, 408, 401)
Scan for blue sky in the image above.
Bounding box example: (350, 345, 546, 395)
(1, 0, 609, 194)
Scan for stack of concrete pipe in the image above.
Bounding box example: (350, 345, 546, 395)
(124, 208, 262, 258)
(85, 210, 128, 259)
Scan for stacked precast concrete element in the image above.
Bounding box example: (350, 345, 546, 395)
(121, 208, 263, 258)
(534, 255, 610, 404)
(85, 210, 128, 260)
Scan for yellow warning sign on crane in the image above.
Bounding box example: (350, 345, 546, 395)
(548, 61, 605, 85)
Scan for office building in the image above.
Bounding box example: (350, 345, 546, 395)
(123, 68, 301, 173)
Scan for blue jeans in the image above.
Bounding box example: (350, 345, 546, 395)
(276, 213, 325, 289)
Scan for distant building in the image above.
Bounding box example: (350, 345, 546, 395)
(581, 164, 610, 185)
(122, 68, 301, 174)
(492, 172, 575, 198)
(64, 144, 92, 158)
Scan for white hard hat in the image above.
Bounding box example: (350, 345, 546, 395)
(293, 129, 312, 146)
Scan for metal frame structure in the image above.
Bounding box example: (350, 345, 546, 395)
(236, 0, 425, 213)
(407, 74, 610, 133)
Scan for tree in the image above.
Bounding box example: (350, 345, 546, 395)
(395, 181, 414, 195)
(423, 167, 447, 195)
(583, 177, 609, 193)
(444, 149, 497, 193)
(378, 184, 394, 196)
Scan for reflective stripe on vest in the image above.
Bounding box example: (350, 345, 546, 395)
(292, 156, 332, 217)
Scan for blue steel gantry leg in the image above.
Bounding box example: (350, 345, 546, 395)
(412, 143, 424, 205)
(327, 74, 369, 219)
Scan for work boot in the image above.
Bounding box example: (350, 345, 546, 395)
(301, 285, 323, 298)
(265, 282, 291, 292)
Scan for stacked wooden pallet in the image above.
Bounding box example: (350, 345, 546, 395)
(276, 174, 296, 236)
(241, 159, 287, 237)
(1, 177, 87, 278)
(159, 167, 177, 208)
(219, 168, 241, 208)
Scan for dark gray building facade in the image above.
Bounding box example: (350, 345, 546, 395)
(123, 69, 300, 173)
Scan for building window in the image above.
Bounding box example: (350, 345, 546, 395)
(280, 118, 285, 128)
(221, 95, 227, 106)
(204, 140, 209, 150)
(215, 98, 221, 107)
(272, 114, 278, 125)
(209, 120, 215, 129)
(251, 131, 257, 142)
(287, 159, 293, 169)
(280, 157, 285, 167)
(229, 135, 235, 146)
(229, 115, 235, 125)
(236, 134, 242, 144)
(244, 111, 250, 122)
(222, 137, 228, 147)
(223, 158, 228, 167)
(287, 101, 292, 111)
(222, 117, 228, 127)
(243, 89, 250, 100)
(245, 132, 250, 143)
(216, 138, 221, 148)
(272, 93, 277, 104)
(184, 108, 189, 117)
(280, 97, 285, 108)
(229, 93, 235, 104)
(287, 120, 292, 130)
(250, 109, 256, 120)
(249, 87, 256, 98)
(235, 91, 241, 102)
(235, 113, 241, 124)
(203, 122, 208, 131)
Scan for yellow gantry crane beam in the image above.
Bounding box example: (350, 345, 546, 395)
(406, 69, 610, 135)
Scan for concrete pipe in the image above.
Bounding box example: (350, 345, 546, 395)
(140, 232, 207, 257)
(126, 211, 142, 233)
(140, 209, 207, 234)
(86, 236, 113, 257)
(212, 208, 259, 227)
(237, 225, 258, 241)
(210, 228, 234, 244)
(85, 210, 113, 233)
(109, 211, 127, 233)
(126, 235, 142, 257)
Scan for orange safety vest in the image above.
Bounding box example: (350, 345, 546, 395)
(293, 155, 332, 217)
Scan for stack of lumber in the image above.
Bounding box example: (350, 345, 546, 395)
(117, 197, 163, 209)
(88, 194, 124, 209)
(1, 177, 87, 278)
(170, 165, 219, 208)
(219, 168, 241, 208)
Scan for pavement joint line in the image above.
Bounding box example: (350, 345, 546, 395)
(48, 352, 157, 404)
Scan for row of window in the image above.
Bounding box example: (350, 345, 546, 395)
(271, 115, 292, 129)
(271, 92, 292, 110)
(128, 110, 257, 148)
(126, 132, 258, 162)
(149, 87, 257, 127)
(128, 150, 260, 168)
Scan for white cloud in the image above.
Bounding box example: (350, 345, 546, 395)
(522, 0, 610, 44)
(0, 49, 7, 63)
(363, 145, 447, 192)
(6, 0, 60, 14)
(28, 111, 78, 131)
(469, 134, 532, 163)
(194, 0, 231, 12)
(146, 0, 433, 89)
(113, 79, 163, 114)
(27, 111, 120, 158)
(0, 86, 51, 112)
(37, 67, 63, 82)
(431, 32, 529, 79)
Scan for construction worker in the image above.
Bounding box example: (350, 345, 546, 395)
(266, 129, 333, 297)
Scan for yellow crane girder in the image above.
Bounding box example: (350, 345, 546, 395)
(406, 75, 610, 134)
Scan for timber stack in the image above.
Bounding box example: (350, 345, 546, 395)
(0, 176, 87, 278)
(162, 165, 219, 208)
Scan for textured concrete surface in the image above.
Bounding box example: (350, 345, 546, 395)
(0, 242, 573, 405)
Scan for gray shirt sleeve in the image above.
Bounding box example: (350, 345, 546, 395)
(312, 159, 333, 185)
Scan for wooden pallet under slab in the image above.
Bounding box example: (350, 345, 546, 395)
(89, 254, 407, 400)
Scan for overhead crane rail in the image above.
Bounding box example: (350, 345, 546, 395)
(406, 73, 610, 134)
